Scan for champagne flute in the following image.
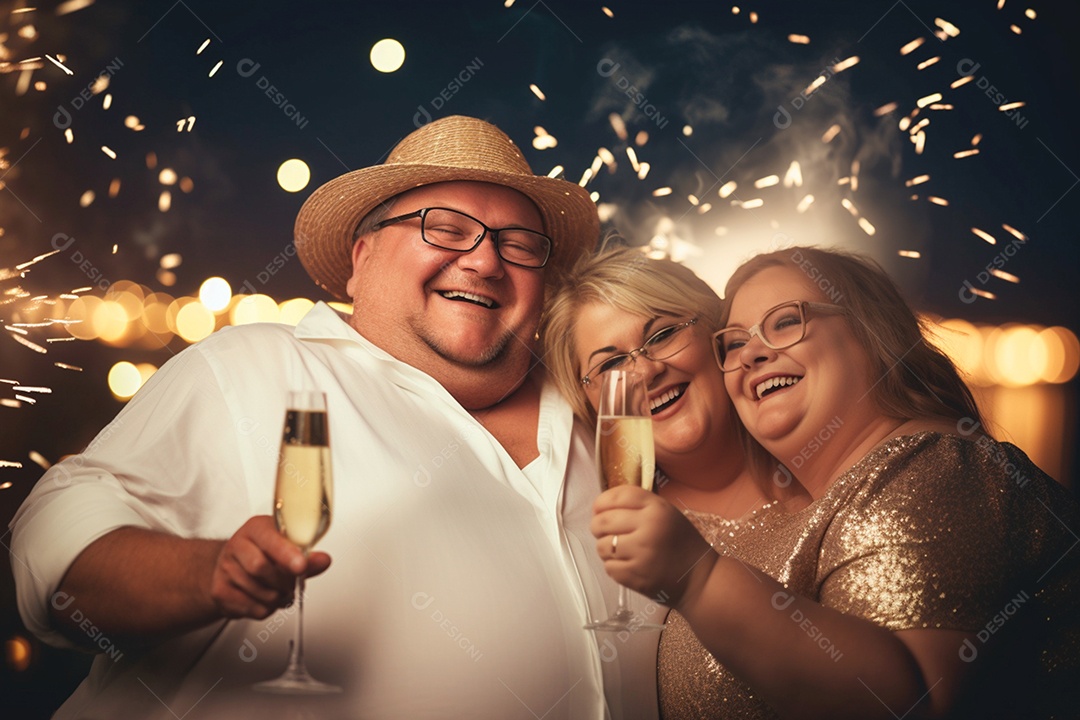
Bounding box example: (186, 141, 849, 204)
(253, 391, 341, 694)
(585, 370, 665, 632)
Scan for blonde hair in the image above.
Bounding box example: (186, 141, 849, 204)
(540, 245, 725, 422)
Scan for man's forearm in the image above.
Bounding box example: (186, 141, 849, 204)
(47, 516, 330, 649)
(50, 527, 225, 645)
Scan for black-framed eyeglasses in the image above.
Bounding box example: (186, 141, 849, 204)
(372, 207, 552, 269)
(581, 319, 698, 386)
(712, 300, 844, 372)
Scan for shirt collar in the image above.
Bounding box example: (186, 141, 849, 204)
(292, 301, 396, 360)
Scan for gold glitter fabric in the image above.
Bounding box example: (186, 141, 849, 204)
(657, 432, 1080, 719)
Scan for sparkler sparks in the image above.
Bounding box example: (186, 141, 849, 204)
(900, 37, 925, 55)
(872, 102, 898, 117)
(754, 175, 779, 189)
(917, 93, 943, 108)
(1002, 223, 1028, 241)
(45, 54, 73, 74)
(832, 56, 860, 73)
(934, 18, 961, 37)
(56, 0, 95, 14)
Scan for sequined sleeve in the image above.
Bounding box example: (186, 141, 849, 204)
(814, 433, 1073, 632)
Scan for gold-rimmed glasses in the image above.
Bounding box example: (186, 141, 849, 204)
(712, 301, 844, 372)
(580, 319, 697, 386)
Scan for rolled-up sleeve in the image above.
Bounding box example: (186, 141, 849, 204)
(10, 342, 253, 649)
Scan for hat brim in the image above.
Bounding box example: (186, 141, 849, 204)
(294, 163, 600, 301)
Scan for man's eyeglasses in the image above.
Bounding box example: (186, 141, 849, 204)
(372, 207, 552, 269)
(581, 319, 698, 386)
(712, 301, 844, 372)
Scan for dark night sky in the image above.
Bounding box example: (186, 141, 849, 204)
(2, 0, 1079, 713)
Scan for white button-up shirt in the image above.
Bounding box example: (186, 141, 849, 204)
(11, 303, 660, 719)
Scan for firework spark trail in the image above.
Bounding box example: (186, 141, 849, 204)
(575, 6, 1040, 278)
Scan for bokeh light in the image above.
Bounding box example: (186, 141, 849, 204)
(66, 296, 103, 340)
(166, 297, 197, 334)
(278, 298, 315, 325)
(276, 159, 311, 193)
(231, 294, 280, 325)
(931, 320, 1077, 387)
(6, 635, 31, 672)
(160, 253, 183, 269)
(176, 302, 216, 343)
(1045, 326, 1080, 384)
(108, 361, 142, 399)
(993, 326, 1046, 387)
(142, 293, 174, 334)
(198, 277, 232, 312)
(92, 300, 131, 344)
(370, 38, 406, 73)
(136, 363, 158, 386)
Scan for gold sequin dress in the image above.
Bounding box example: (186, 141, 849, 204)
(657, 432, 1080, 719)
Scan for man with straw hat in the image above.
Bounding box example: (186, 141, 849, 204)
(11, 116, 658, 718)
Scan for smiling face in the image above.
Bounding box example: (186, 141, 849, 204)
(573, 302, 736, 467)
(722, 265, 881, 458)
(346, 181, 546, 407)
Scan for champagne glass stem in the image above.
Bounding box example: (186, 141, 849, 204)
(615, 585, 630, 618)
(289, 573, 306, 674)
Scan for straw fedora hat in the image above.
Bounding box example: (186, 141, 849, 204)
(294, 115, 600, 300)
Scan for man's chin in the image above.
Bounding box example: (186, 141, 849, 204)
(423, 332, 517, 368)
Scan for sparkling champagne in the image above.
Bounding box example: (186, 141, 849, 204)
(597, 416, 655, 491)
(274, 409, 332, 551)
(255, 393, 341, 694)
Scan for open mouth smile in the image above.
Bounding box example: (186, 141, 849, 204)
(437, 290, 497, 308)
(755, 375, 801, 400)
(650, 384, 687, 414)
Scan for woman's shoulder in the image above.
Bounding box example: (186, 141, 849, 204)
(814, 430, 1079, 622)
(841, 429, 1058, 497)
(830, 430, 1078, 561)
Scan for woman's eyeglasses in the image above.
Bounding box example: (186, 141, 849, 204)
(581, 319, 697, 386)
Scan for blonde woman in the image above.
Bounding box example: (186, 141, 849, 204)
(542, 246, 810, 717)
